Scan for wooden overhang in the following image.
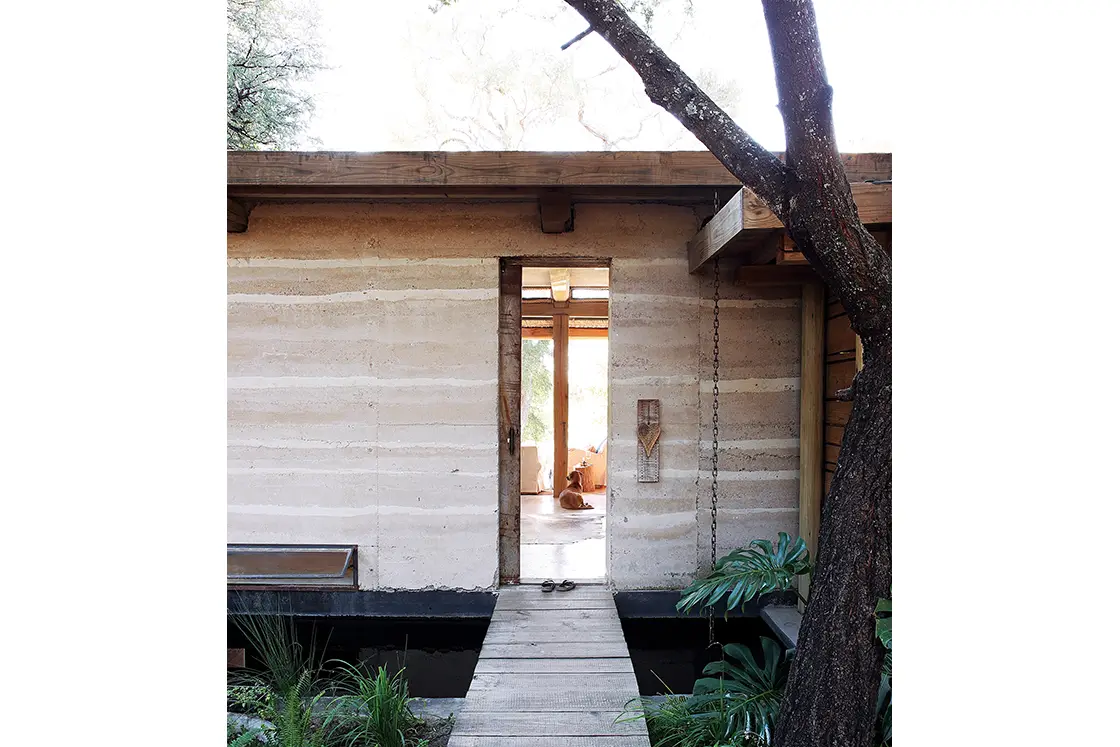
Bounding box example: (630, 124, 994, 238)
(227, 150, 891, 234)
(686, 175, 892, 273)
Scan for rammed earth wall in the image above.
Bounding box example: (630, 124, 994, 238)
(228, 202, 799, 590)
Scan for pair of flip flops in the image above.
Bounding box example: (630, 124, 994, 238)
(541, 579, 576, 592)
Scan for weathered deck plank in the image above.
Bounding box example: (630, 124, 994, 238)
(449, 737, 649, 747)
(479, 641, 632, 658)
(493, 597, 619, 611)
(473, 657, 635, 674)
(485, 619, 623, 631)
(490, 608, 620, 621)
(462, 690, 640, 712)
(451, 585, 649, 745)
(481, 630, 624, 643)
(451, 710, 646, 736)
(466, 673, 638, 695)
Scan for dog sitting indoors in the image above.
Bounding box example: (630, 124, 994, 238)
(558, 470, 594, 510)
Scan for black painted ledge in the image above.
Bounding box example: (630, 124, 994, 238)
(613, 589, 797, 619)
(227, 589, 497, 618)
(760, 605, 802, 649)
(226, 587, 798, 621)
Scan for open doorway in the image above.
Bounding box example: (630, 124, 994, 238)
(516, 265, 609, 582)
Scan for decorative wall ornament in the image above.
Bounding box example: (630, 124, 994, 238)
(637, 399, 661, 483)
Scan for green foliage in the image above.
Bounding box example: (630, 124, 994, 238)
(321, 663, 428, 747)
(265, 671, 326, 747)
(875, 598, 892, 746)
(228, 722, 263, 747)
(227, 0, 324, 149)
(677, 533, 812, 616)
(633, 693, 758, 747)
(521, 339, 553, 444)
(624, 638, 788, 746)
(691, 638, 790, 744)
(229, 683, 273, 716)
(228, 612, 327, 696)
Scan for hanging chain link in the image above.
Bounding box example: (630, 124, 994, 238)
(708, 257, 721, 648)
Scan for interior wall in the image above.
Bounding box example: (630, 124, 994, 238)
(228, 202, 802, 591)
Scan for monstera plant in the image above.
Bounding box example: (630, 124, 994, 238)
(677, 532, 812, 615)
(876, 598, 893, 746)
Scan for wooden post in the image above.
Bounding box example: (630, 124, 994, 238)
(553, 312, 570, 497)
(498, 262, 522, 584)
(798, 282, 826, 608)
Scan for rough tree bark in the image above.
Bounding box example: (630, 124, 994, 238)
(559, 2, 892, 747)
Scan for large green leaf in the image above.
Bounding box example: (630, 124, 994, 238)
(875, 596, 892, 746)
(691, 637, 790, 743)
(677, 532, 811, 615)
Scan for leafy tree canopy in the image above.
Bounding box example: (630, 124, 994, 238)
(227, 0, 324, 150)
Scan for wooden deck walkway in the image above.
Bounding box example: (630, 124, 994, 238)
(448, 584, 650, 747)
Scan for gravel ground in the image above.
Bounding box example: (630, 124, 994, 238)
(418, 716, 454, 747)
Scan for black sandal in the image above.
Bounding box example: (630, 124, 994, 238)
(556, 580, 576, 592)
(541, 579, 557, 592)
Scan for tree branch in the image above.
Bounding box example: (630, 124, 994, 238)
(556, 4, 894, 747)
(561, 0, 789, 216)
(560, 26, 594, 50)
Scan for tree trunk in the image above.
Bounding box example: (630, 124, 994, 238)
(559, 2, 892, 746)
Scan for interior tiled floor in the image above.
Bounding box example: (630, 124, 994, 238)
(519, 489, 607, 581)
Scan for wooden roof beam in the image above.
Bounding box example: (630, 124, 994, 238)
(228, 198, 249, 233)
(686, 183, 892, 273)
(540, 190, 574, 233)
(522, 327, 608, 339)
(522, 298, 608, 318)
(549, 269, 572, 301)
(227, 151, 891, 188)
(735, 265, 819, 285)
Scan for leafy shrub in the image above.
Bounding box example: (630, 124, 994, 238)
(228, 683, 272, 716)
(321, 663, 428, 747)
(639, 693, 756, 747)
(692, 638, 790, 744)
(228, 611, 327, 696)
(228, 721, 262, 747)
(626, 637, 788, 747)
(876, 598, 892, 746)
(264, 671, 326, 747)
(677, 532, 812, 615)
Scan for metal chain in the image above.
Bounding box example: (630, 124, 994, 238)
(708, 257, 721, 648)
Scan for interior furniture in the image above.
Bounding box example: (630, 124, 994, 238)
(567, 442, 607, 488)
(521, 444, 548, 494)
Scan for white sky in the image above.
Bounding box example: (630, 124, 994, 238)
(300, 0, 894, 152)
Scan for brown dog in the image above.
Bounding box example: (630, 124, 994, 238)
(558, 470, 594, 510)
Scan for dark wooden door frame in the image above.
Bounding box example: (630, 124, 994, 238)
(498, 260, 522, 584)
(498, 257, 611, 585)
